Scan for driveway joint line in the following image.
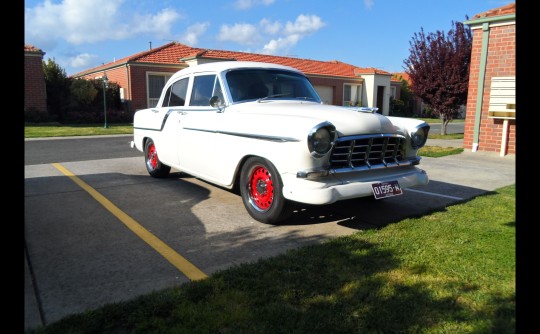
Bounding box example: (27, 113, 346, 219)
(406, 188, 464, 200)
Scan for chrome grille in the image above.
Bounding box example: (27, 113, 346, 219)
(330, 135, 405, 170)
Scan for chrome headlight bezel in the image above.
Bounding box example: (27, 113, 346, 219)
(410, 124, 430, 149)
(308, 122, 336, 158)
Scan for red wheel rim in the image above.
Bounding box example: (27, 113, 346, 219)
(147, 143, 158, 170)
(249, 166, 274, 210)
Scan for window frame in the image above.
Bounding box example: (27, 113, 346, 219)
(343, 83, 362, 106)
(146, 71, 174, 108)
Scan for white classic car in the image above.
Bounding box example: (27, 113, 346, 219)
(132, 61, 429, 223)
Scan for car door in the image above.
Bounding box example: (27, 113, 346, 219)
(156, 76, 190, 165)
(174, 73, 226, 184)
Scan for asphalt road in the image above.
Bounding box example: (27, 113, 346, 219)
(428, 121, 464, 135)
(24, 126, 514, 331)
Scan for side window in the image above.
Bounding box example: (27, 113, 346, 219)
(213, 78, 224, 102)
(190, 75, 218, 106)
(167, 78, 188, 107)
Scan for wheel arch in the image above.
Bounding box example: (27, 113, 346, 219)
(232, 152, 290, 192)
(232, 154, 259, 192)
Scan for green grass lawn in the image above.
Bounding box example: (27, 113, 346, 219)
(29, 185, 515, 334)
(419, 146, 464, 157)
(24, 123, 133, 138)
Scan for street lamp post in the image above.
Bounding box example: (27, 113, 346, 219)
(102, 72, 109, 128)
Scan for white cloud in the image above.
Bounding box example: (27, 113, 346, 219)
(131, 9, 183, 38)
(180, 22, 210, 46)
(25, 0, 182, 47)
(234, 0, 275, 10)
(68, 53, 98, 68)
(259, 14, 325, 55)
(364, 0, 374, 10)
(217, 23, 261, 45)
(284, 14, 325, 35)
(216, 14, 324, 54)
(260, 19, 282, 35)
(261, 35, 300, 54)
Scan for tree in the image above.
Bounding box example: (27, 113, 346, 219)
(43, 58, 72, 121)
(404, 19, 472, 134)
(390, 77, 415, 117)
(398, 79, 415, 114)
(70, 79, 98, 106)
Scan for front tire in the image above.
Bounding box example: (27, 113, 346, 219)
(240, 157, 289, 224)
(144, 139, 171, 178)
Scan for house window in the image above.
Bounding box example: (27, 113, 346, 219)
(343, 84, 362, 106)
(390, 86, 397, 99)
(147, 73, 173, 107)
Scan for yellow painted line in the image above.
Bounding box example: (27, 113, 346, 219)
(51, 163, 208, 281)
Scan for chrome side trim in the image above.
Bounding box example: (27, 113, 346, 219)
(160, 109, 175, 130)
(183, 127, 300, 142)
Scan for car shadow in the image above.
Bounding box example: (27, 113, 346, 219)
(275, 180, 499, 229)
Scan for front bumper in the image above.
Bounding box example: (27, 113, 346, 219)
(281, 166, 428, 205)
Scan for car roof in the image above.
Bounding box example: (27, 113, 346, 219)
(169, 61, 303, 81)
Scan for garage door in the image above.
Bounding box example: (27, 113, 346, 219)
(313, 85, 334, 105)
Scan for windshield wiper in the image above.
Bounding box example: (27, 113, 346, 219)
(257, 94, 317, 102)
(257, 93, 290, 102)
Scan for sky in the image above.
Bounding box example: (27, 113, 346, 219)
(24, 0, 513, 76)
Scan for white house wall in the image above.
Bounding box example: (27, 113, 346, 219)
(360, 74, 391, 115)
(362, 74, 375, 110)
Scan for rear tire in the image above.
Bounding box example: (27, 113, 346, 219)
(144, 139, 171, 178)
(239, 157, 290, 224)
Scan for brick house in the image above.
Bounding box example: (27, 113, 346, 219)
(463, 3, 515, 156)
(71, 42, 394, 115)
(24, 44, 47, 114)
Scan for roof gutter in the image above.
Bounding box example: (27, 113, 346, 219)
(463, 13, 515, 26)
(71, 62, 128, 78)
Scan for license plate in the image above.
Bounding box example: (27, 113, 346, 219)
(371, 181, 403, 199)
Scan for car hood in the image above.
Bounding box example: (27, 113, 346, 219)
(227, 100, 399, 136)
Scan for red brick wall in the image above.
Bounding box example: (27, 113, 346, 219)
(464, 23, 516, 155)
(80, 65, 182, 111)
(129, 66, 182, 111)
(24, 53, 47, 113)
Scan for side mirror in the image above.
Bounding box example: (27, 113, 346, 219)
(210, 96, 222, 107)
(210, 96, 225, 112)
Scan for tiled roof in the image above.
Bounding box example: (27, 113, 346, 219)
(73, 42, 391, 79)
(24, 44, 43, 53)
(472, 2, 515, 19)
(391, 72, 411, 83)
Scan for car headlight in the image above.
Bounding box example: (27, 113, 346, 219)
(308, 122, 336, 157)
(411, 124, 430, 149)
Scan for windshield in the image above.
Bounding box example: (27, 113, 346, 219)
(225, 68, 321, 103)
